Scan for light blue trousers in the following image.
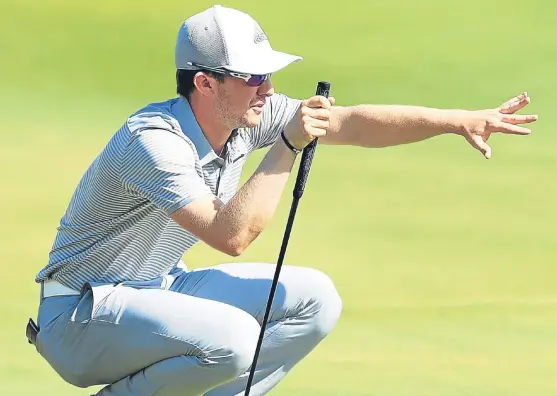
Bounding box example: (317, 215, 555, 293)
(34, 263, 342, 395)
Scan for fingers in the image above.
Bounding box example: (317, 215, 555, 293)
(502, 114, 538, 124)
(466, 134, 492, 159)
(494, 122, 532, 135)
(304, 125, 329, 138)
(304, 107, 331, 121)
(302, 115, 329, 131)
(498, 91, 530, 114)
(491, 112, 536, 135)
(300, 96, 332, 129)
(465, 92, 536, 158)
(283, 95, 334, 150)
(304, 95, 333, 110)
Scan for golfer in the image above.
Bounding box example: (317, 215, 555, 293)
(28, 5, 538, 396)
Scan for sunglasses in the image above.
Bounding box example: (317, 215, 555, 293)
(185, 62, 270, 87)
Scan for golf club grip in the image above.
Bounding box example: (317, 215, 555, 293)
(293, 81, 330, 199)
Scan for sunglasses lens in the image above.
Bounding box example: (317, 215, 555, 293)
(246, 74, 268, 87)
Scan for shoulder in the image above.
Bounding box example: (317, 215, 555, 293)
(237, 93, 302, 151)
(258, 92, 303, 129)
(265, 93, 303, 113)
(254, 93, 302, 130)
(126, 98, 183, 137)
(121, 98, 198, 161)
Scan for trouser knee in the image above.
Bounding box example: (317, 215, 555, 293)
(208, 312, 261, 380)
(170, 308, 261, 388)
(297, 268, 343, 338)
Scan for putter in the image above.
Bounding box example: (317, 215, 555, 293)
(243, 81, 331, 396)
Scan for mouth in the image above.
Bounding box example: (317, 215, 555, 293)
(250, 102, 264, 115)
(251, 100, 265, 108)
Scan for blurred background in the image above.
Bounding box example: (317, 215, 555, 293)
(1, 0, 555, 395)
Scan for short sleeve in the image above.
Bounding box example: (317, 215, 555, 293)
(246, 93, 302, 151)
(120, 129, 213, 215)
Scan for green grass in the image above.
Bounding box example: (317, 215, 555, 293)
(1, 0, 556, 395)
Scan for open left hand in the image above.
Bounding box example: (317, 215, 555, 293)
(461, 92, 538, 159)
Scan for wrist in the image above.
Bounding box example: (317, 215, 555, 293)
(442, 109, 470, 136)
(281, 130, 308, 153)
(280, 130, 302, 154)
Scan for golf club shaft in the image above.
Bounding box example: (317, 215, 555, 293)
(243, 81, 331, 396)
(294, 82, 330, 199)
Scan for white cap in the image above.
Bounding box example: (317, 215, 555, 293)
(175, 5, 302, 75)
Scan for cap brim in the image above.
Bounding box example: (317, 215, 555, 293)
(225, 50, 302, 75)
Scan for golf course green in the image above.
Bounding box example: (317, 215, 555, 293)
(1, 0, 555, 395)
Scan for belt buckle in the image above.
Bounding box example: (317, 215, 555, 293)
(26, 318, 39, 346)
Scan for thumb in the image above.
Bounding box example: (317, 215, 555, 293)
(466, 134, 492, 159)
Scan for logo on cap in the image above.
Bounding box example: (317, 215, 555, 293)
(253, 25, 267, 44)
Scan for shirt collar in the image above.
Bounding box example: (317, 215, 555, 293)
(171, 96, 220, 167)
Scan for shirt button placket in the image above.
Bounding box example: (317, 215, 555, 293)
(216, 159, 226, 199)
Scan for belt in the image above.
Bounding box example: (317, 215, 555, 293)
(41, 280, 81, 298)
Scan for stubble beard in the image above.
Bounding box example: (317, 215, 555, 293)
(214, 94, 259, 130)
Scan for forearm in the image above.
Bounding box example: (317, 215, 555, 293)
(214, 139, 296, 254)
(327, 104, 468, 147)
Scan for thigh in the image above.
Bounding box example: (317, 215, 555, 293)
(170, 263, 336, 324)
(36, 282, 255, 387)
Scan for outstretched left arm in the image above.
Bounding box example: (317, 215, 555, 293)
(321, 92, 538, 159)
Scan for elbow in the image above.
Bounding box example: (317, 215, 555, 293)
(227, 246, 244, 257)
(220, 235, 249, 257)
(222, 228, 262, 257)
(222, 241, 247, 257)
(203, 236, 248, 257)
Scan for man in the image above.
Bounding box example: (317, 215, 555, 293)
(28, 4, 538, 396)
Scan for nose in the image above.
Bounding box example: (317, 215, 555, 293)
(257, 76, 274, 96)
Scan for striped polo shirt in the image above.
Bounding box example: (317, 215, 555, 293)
(35, 93, 301, 290)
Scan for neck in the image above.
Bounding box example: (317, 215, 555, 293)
(187, 94, 231, 155)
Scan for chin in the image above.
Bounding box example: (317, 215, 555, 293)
(241, 113, 262, 128)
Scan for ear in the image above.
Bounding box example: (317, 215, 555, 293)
(193, 72, 219, 97)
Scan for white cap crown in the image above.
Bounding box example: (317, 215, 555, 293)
(175, 5, 302, 75)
